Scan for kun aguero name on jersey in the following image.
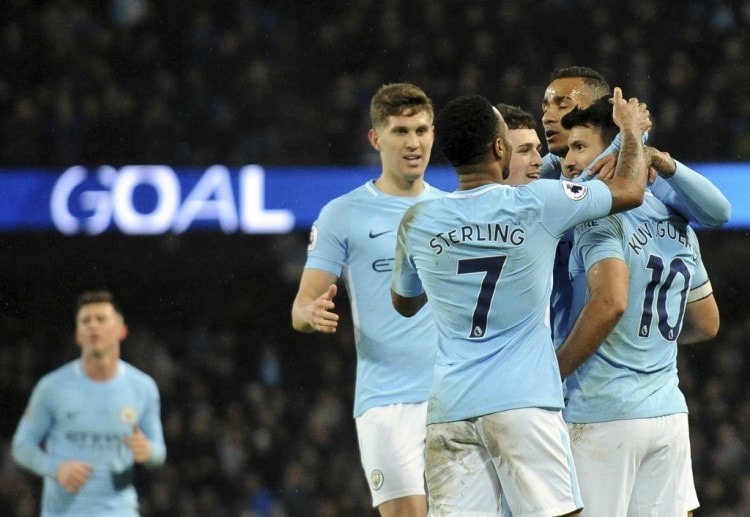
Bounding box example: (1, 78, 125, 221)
(628, 219, 692, 255)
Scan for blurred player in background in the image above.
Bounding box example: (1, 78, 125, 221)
(12, 290, 166, 516)
(557, 97, 721, 516)
(291, 82, 443, 517)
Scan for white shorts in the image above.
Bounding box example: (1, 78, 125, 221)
(355, 402, 428, 508)
(425, 408, 582, 517)
(568, 413, 699, 516)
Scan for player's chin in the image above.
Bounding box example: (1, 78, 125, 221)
(401, 167, 426, 180)
(545, 138, 567, 157)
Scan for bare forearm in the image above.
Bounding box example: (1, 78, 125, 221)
(607, 128, 646, 213)
(678, 295, 720, 344)
(557, 303, 622, 379)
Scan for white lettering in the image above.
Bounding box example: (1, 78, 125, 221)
(50, 166, 86, 235)
(173, 165, 238, 233)
(80, 166, 116, 234)
(50, 165, 295, 235)
(112, 166, 180, 235)
(239, 165, 295, 233)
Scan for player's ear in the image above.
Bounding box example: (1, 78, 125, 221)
(368, 128, 381, 151)
(119, 323, 129, 341)
(493, 137, 505, 160)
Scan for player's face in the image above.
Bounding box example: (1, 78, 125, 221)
(542, 77, 595, 157)
(370, 111, 434, 186)
(75, 302, 127, 358)
(504, 128, 542, 186)
(563, 125, 608, 178)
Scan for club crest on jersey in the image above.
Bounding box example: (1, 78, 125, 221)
(561, 180, 588, 201)
(370, 469, 384, 490)
(308, 225, 319, 251)
(120, 406, 138, 425)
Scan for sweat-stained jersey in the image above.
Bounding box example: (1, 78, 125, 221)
(305, 180, 446, 417)
(12, 360, 165, 517)
(391, 179, 613, 425)
(564, 193, 710, 423)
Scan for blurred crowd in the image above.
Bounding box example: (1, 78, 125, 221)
(1, 1, 750, 516)
(0, 230, 748, 517)
(1, 0, 749, 168)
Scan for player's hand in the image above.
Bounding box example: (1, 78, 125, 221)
(56, 460, 93, 493)
(610, 87, 647, 133)
(584, 152, 617, 180)
(308, 284, 339, 333)
(124, 424, 153, 463)
(645, 146, 676, 178)
(638, 102, 652, 134)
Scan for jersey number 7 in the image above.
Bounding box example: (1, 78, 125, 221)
(457, 255, 507, 339)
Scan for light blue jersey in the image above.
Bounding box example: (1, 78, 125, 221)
(305, 180, 445, 417)
(565, 194, 709, 423)
(542, 142, 729, 347)
(12, 359, 166, 517)
(392, 179, 613, 425)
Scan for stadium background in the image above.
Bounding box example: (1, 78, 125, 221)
(1, 2, 749, 516)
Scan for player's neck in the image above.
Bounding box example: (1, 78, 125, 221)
(456, 163, 504, 191)
(374, 174, 425, 197)
(82, 354, 120, 381)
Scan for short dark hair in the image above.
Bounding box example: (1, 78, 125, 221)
(495, 103, 537, 130)
(370, 82, 434, 128)
(77, 290, 123, 316)
(550, 66, 611, 98)
(435, 95, 500, 167)
(561, 96, 619, 145)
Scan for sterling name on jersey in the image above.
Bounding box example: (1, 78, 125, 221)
(565, 193, 710, 423)
(392, 179, 613, 425)
(305, 180, 445, 418)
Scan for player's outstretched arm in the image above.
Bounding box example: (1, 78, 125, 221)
(557, 258, 628, 378)
(646, 147, 731, 228)
(292, 269, 339, 333)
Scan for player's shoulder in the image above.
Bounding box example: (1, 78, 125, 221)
(622, 193, 680, 227)
(121, 361, 159, 389)
(323, 181, 371, 204)
(43, 360, 78, 381)
(320, 181, 382, 213)
(574, 211, 622, 240)
(641, 192, 673, 217)
(32, 361, 78, 393)
(423, 181, 449, 198)
(517, 178, 583, 203)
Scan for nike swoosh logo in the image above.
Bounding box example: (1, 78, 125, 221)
(369, 229, 394, 238)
